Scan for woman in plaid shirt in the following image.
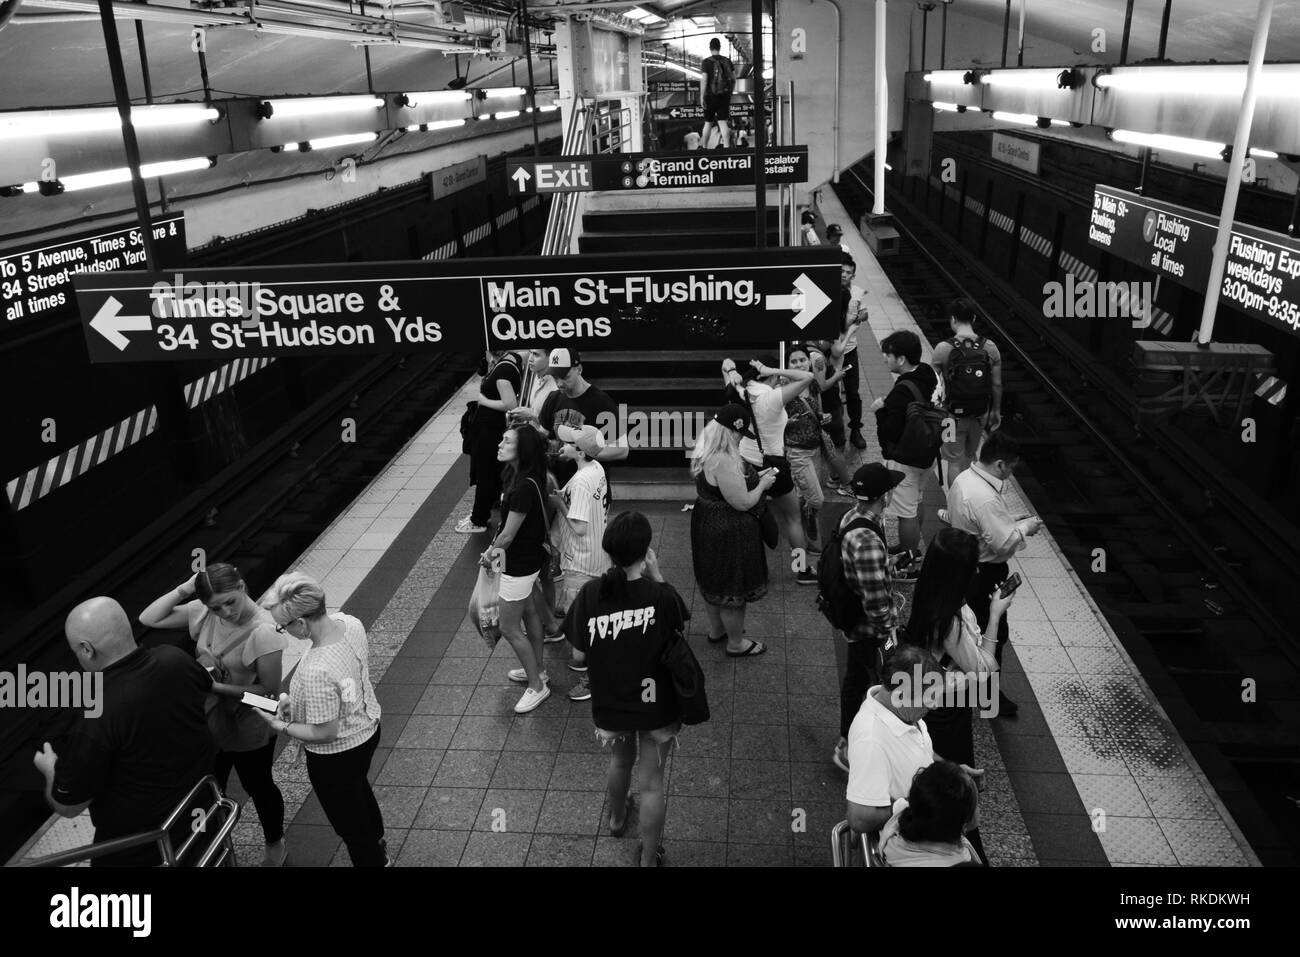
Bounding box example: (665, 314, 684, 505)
(258, 573, 388, 867)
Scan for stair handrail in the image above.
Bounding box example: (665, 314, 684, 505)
(541, 98, 591, 256)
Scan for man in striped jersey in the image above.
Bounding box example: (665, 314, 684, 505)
(552, 424, 611, 703)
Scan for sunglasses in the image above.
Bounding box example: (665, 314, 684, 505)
(274, 618, 303, 635)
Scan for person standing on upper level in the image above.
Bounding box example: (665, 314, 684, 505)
(699, 37, 736, 150)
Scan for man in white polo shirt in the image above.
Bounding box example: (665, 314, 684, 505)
(845, 645, 942, 836)
(553, 424, 611, 703)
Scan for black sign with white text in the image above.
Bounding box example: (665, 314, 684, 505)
(508, 148, 807, 195)
(1, 213, 186, 332)
(72, 248, 841, 362)
(654, 104, 754, 121)
(1089, 185, 1300, 338)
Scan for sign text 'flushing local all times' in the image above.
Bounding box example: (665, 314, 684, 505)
(73, 253, 841, 363)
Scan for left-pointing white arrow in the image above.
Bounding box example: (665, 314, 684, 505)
(764, 272, 833, 330)
(90, 296, 153, 351)
(511, 167, 532, 191)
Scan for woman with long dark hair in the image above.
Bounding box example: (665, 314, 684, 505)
(879, 761, 983, 866)
(457, 349, 522, 534)
(484, 425, 553, 714)
(564, 511, 688, 867)
(139, 562, 288, 865)
(902, 527, 1012, 865)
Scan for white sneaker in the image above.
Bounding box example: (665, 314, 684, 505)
(455, 516, 487, 534)
(514, 685, 551, 714)
(508, 668, 548, 684)
(937, 508, 951, 525)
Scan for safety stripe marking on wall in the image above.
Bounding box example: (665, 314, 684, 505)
(1255, 375, 1288, 406)
(6, 406, 158, 511)
(183, 357, 276, 410)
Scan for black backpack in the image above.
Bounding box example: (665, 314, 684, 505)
(888, 379, 946, 469)
(707, 55, 735, 96)
(943, 337, 993, 418)
(817, 515, 886, 633)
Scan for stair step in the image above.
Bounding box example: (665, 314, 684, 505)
(612, 467, 695, 501)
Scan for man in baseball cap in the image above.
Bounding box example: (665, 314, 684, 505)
(556, 423, 605, 459)
(712, 402, 755, 440)
(830, 461, 905, 774)
(547, 348, 580, 378)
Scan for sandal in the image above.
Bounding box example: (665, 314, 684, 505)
(726, 639, 767, 658)
(609, 795, 634, 837)
(635, 841, 666, 867)
(707, 631, 729, 645)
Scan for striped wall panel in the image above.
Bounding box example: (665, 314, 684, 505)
(6, 407, 158, 511)
(183, 357, 276, 409)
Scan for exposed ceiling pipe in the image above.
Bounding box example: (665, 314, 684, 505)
(203, 0, 487, 39)
(22, 0, 494, 49)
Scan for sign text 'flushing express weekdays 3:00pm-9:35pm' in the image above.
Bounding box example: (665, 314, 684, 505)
(71, 250, 841, 362)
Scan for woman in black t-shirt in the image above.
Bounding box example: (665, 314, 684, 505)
(565, 511, 688, 867)
(459, 350, 522, 534)
(483, 425, 552, 715)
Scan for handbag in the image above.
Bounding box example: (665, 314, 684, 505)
(528, 477, 563, 583)
(660, 627, 710, 726)
(459, 403, 477, 455)
(196, 614, 266, 751)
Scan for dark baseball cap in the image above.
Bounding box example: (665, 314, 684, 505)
(547, 348, 580, 376)
(851, 462, 905, 500)
(713, 402, 755, 439)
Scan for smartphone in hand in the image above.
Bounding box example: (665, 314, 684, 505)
(241, 692, 281, 713)
(997, 573, 1022, 599)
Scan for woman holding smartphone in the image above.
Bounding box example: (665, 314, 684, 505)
(139, 562, 288, 866)
(257, 573, 388, 867)
(902, 528, 1012, 865)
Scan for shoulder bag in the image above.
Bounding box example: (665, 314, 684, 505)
(527, 477, 562, 583)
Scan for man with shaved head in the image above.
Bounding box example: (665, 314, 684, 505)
(32, 597, 215, 866)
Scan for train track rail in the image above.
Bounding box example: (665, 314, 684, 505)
(836, 163, 1300, 863)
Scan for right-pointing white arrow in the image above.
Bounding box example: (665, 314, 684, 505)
(90, 296, 152, 351)
(511, 166, 532, 192)
(765, 272, 832, 330)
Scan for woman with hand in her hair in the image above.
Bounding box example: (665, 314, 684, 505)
(139, 562, 288, 866)
(565, 511, 688, 867)
(879, 760, 983, 867)
(256, 573, 388, 867)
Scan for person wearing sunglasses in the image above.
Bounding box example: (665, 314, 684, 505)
(256, 573, 388, 867)
(139, 562, 287, 866)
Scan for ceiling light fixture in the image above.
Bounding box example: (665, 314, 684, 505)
(993, 111, 1068, 127)
(28, 156, 215, 193)
(932, 101, 961, 112)
(256, 96, 383, 120)
(1095, 67, 1297, 97)
(0, 104, 221, 142)
(483, 87, 527, 98)
(305, 132, 379, 150)
(398, 90, 471, 108)
(1110, 128, 1227, 159)
(495, 110, 521, 119)
(428, 118, 467, 130)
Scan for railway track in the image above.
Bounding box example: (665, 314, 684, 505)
(835, 163, 1300, 864)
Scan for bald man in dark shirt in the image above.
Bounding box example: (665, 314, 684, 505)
(33, 597, 215, 866)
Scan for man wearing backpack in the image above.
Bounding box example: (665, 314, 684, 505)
(872, 330, 940, 575)
(932, 298, 1003, 490)
(823, 463, 905, 773)
(699, 37, 735, 150)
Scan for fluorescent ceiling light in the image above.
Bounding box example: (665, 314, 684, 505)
(992, 111, 1069, 127)
(537, 104, 559, 113)
(981, 70, 1065, 89)
(1250, 147, 1279, 159)
(495, 110, 521, 119)
(483, 87, 527, 98)
(653, 60, 703, 81)
(626, 6, 664, 24)
(476, 114, 494, 121)
(1096, 68, 1297, 97)
(428, 118, 466, 130)
(402, 90, 471, 107)
(1111, 129, 1226, 159)
(47, 156, 213, 192)
(307, 132, 378, 150)
(259, 96, 382, 119)
(405, 124, 424, 132)
(690, 17, 716, 29)
(922, 71, 966, 85)
(932, 101, 960, 112)
(0, 104, 219, 141)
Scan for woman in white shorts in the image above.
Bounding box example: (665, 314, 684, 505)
(483, 425, 553, 714)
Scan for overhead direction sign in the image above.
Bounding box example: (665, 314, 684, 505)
(654, 104, 754, 121)
(508, 147, 807, 195)
(648, 80, 695, 93)
(1089, 184, 1300, 338)
(72, 248, 842, 363)
(506, 159, 594, 194)
(1, 213, 186, 331)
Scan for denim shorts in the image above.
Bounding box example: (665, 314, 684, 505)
(594, 721, 684, 762)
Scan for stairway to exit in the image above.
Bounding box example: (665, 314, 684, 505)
(572, 187, 787, 498)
